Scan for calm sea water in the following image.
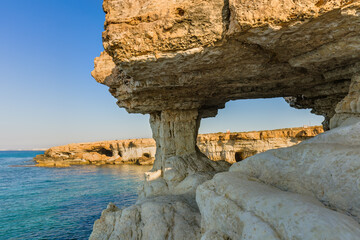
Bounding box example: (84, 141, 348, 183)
(0, 151, 151, 240)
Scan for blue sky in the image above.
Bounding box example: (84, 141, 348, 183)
(0, 0, 323, 149)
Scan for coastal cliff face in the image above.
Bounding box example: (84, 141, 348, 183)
(34, 139, 156, 167)
(197, 126, 323, 163)
(34, 126, 322, 167)
(90, 0, 360, 239)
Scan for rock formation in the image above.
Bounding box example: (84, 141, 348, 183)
(197, 77, 360, 238)
(33, 126, 322, 167)
(197, 126, 323, 163)
(34, 139, 156, 167)
(92, 0, 360, 130)
(90, 0, 360, 239)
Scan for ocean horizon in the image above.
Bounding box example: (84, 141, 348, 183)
(0, 151, 150, 239)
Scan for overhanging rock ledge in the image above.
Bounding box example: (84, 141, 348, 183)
(90, 0, 360, 239)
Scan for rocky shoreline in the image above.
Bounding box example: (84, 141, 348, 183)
(60, 0, 360, 237)
(34, 126, 322, 167)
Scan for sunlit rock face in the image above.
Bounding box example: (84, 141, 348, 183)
(90, 0, 360, 239)
(197, 126, 323, 163)
(197, 170, 360, 240)
(33, 126, 322, 167)
(92, 0, 360, 128)
(330, 74, 360, 128)
(196, 75, 360, 239)
(34, 139, 156, 167)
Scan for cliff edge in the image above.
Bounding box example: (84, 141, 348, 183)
(34, 126, 322, 167)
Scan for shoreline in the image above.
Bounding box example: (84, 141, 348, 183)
(33, 126, 323, 168)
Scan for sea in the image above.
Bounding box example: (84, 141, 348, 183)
(0, 151, 151, 240)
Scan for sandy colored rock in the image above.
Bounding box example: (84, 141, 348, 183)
(89, 0, 360, 239)
(34, 126, 322, 167)
(330, 74, 360, 128)
(93, 0, 360, 129)
(198, 126, 323, 163)
(34, 139, 156, 167)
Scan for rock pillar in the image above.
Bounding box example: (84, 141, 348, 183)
(330, 74, 360, 129)
(150, 109, 199, 171)
(141, 109, 229, 199)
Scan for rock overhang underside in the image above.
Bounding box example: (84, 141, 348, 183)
(92, 0, 360, 124)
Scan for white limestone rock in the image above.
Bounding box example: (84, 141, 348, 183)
(139, 152, 230, 199)
(90, 196, 201, 240)
(230, 122, 360, 222)
(197, 172, 360, 240)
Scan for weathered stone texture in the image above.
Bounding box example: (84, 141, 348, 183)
(330, 74, 360, 128)
(90, 197, 201, 240)
(198, 126, 323, 163)
(93, 0, 360, 124)
(33, 126, 322, 167)
(197, 171, 360, 240)
(150, 110, 200, 171)
(90, 0, 360, 239)
(34, 139, 156, 167)
(230, 122, 360, 222)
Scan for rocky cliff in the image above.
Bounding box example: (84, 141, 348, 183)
(198, 126, 323, 163)
(92, 0, 359, 130)
(34, 139, 156, 167)
(34, 126, 322, 167)
(89, 0, 360, 239)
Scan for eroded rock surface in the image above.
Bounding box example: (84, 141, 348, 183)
(194, 77, 360, 239)
(90, 197, 201, 240)
(230, 122, 360, 223)
(93, 0, 360, 129)
(34, 126, 322, 167)
(330, 74, 360, 128)
(90, 0, 360, 239)
(197, 172, 360, 240)
(34, 139, 156, 167)
(198, 126, 323, 163)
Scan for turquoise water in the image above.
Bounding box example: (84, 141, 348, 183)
(0, 151, 150, 240)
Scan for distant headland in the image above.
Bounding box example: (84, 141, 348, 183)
(34, 126, 323, 167)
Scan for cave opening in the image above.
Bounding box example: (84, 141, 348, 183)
(143, 153, 151, 158)
(199, 98, 324, 134)
(128, 141, 136, 148)
(234, 151, 257, 162)
(235, 152, 245, 162)
(98, 148, 113, 157)
(197, 98, 325, 163)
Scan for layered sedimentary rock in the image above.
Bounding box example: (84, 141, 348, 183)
(330, 74, 360, 128)
(197, 126, 323, 163)
(93, 0, 360, 129)
(34, 139, 156, 167)
(34, 126, 322, 167)
(90, 0, 360, 239)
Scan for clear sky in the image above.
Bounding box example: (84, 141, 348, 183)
(0, 0, 323, 150)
